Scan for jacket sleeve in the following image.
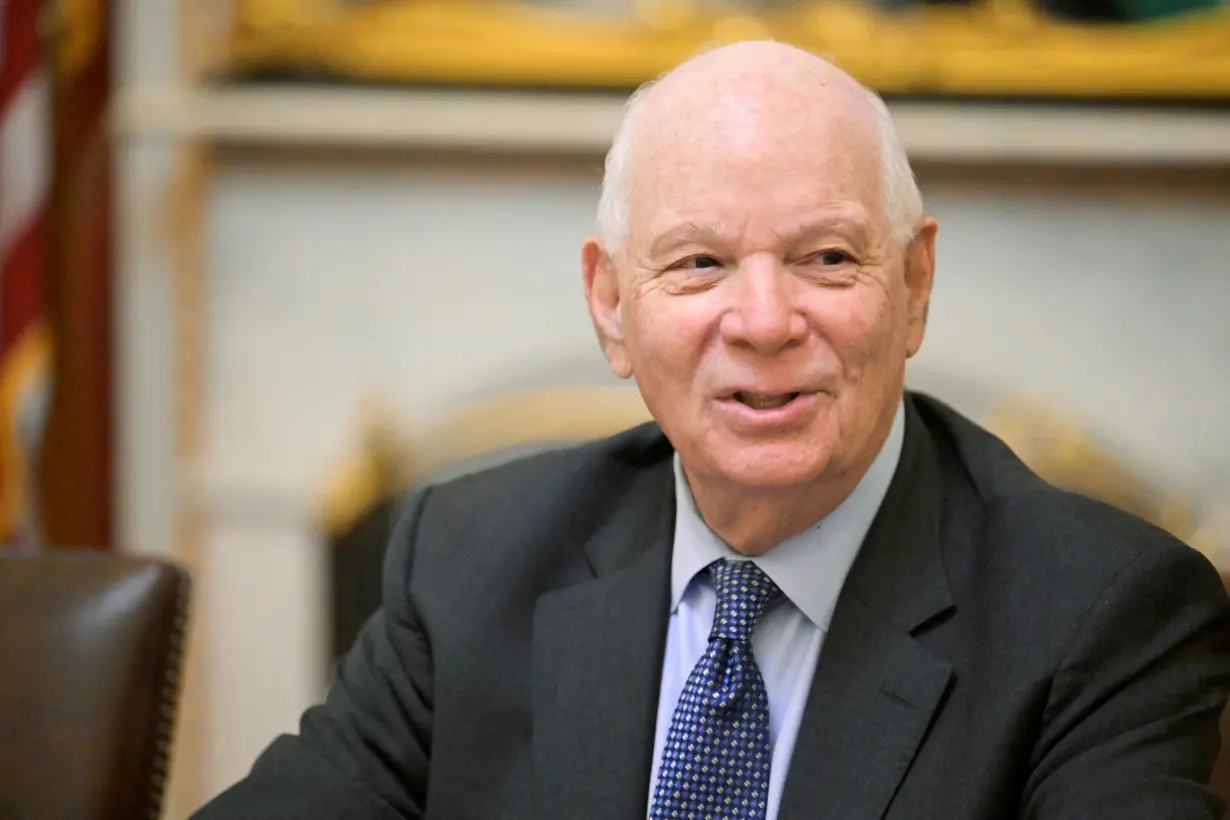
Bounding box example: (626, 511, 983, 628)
(190, 489, 436, 820)
(1024, 540, 1230, 819)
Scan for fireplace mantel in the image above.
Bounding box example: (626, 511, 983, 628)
(116, 85, 1230, 165)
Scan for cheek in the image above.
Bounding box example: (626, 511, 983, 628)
(809, 289, 896, 378)
(623, 297, 716, 389)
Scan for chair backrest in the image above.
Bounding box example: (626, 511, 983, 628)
(0, 550, 191, 820)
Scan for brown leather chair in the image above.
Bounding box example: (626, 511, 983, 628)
(0, 549, 191, 820)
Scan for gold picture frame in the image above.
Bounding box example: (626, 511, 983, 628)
(225, 0, 1230, 98)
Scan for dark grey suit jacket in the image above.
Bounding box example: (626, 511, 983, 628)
(193, 393, 1230, 819)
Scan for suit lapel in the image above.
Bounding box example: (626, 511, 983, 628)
(779, 398, 956, 820)
(532, 461, 675, 820)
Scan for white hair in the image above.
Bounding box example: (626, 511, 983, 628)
(596, 66, 923, 253)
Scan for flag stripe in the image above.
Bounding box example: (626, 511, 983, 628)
(0, 66, 50, 271)
(1, 212, 47, 353)
(1, 0, 51, 545)
(0, 0, 42, 113)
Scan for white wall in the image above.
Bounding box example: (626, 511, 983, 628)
(206, 154, 1230, 505)
(915, 167, 1230, 498)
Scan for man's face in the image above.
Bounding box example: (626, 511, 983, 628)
(584, 87, 936, 496)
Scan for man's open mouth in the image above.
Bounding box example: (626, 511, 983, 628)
(733, 391, 801, 410)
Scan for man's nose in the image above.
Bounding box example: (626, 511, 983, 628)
(720, 257, 807, 353)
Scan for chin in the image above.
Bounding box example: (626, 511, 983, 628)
(706, 436, 838, 491)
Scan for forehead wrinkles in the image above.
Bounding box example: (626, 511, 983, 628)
(624, 92, 887, 247)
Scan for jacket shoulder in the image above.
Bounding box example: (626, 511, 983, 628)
(419, 419, 670, 510)
(914, 393, 1218, 607)
(397, 421, 671, 580)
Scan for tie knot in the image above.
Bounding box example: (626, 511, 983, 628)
(707, 559, 783, 642)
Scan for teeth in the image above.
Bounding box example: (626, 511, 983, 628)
(735, 391, 799, 410)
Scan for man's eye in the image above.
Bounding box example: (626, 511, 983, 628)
(817, 250, 853, 266)
(677, 255, 722, 270)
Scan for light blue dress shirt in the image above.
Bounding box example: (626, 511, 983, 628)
(647, 401, 905, 819)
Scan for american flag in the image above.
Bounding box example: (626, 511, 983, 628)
(0, 0, 52, 546)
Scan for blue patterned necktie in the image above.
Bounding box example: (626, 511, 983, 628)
(650, 559, 784, 820)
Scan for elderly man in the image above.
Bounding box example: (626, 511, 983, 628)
(193, 42, 1230, 819)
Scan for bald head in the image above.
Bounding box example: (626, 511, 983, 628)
(597, 41, 921, 253)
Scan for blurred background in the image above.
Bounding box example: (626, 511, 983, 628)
(2, 0, 1229, 816)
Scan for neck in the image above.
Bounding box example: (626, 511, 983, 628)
(687, 470, 865, 555)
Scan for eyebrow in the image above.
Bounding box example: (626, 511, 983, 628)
(646, 221, 726, 258)
(777, 217, 875, 247)
(645, 210, 878, 259)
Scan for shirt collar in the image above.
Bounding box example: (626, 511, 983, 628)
(670, 397, 906, 632)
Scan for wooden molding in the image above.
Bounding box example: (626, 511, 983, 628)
(116, 85, 1230, 165)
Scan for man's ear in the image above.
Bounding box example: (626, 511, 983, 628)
(903, 217, 938, 359)
(582, 236, 633, 379)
